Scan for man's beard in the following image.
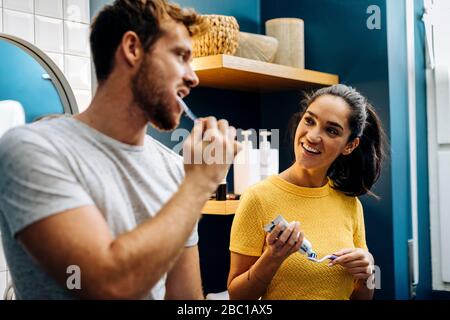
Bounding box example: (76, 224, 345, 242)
(131, 58, 179, 131)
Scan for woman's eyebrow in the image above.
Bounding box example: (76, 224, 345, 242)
(306, 111, 344, 130)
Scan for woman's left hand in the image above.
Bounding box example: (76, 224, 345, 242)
(329, 248, 374, 280)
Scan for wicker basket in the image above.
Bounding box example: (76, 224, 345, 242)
(193, 15, 240, 58)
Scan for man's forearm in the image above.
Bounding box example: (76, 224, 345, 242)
(103, 176, 211, 299)
(165, 246, 204, 300)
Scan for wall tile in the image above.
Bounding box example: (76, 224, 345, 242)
(44, 51, 64, 72)
(3, 9, 35, 44)
(64, 0, 89, 24)
(35, 0, 63, 19)
(73, 89, 91, 112)
(0, 9, 3, 33)
(64, 21, 90, 56)
(4, 0, 33, 13)
(64, 55, 91, 90)
(35, 16, 64, 53)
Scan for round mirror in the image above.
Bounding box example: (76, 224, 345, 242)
(0, 34, 78, 123)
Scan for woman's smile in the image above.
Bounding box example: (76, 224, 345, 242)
(301, 142, 322, 155)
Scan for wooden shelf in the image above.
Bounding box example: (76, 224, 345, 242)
(192, 54, 339, 92)
(202, 200, 240, 215)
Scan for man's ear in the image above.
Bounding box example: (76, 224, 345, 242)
(120, 31, 143, 67)
(342, 137, 360, 156)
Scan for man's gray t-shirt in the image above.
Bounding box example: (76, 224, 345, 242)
(0, 116, 198, 299)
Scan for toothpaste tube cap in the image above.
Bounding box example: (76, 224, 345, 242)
(307, 252, 317, 259)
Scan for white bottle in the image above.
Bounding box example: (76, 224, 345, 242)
(233, 130, 260, 195)
(259, 131, 279, 180)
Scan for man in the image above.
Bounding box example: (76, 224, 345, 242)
(0, 0, 239, 299)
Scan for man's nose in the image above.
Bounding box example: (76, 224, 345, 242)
(184, 64, 199, 88)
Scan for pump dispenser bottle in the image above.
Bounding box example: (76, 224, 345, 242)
(259, 131, 279, 180)
(216, 176, 227, 201)
(233, 130, 260, 195)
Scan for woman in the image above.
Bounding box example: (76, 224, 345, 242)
(228, 84, 385, 300)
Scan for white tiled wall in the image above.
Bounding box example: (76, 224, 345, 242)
(4, 0, 34, 14)
(64, 20, 89, 56)
(35, 15, 64, 53)
(65, 55, 91, 90)
(0, 0, 92, 113)
(3, 9, 35, 43)
(0, 0, 92, 300)
(46, 51, 65, 71)
(35, 0, 63, 19)
(64, 0, 89, 24)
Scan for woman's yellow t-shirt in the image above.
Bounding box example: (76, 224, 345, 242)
(229, 175, 368, 300)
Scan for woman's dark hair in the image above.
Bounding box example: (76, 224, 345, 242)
(90, 0, 207, 83)
(289, 84, 387, 198)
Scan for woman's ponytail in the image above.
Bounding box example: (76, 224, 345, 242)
(328, 102, 386, 197)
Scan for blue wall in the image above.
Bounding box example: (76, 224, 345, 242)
(413, 0, 432, 300)
(386, 0, 412, 299)
(90, 0, 109, 17)
(91, 0, 260, 33)
(177, 0, 260, 33)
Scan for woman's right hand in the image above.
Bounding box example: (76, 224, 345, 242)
(265, 221, 304, 262)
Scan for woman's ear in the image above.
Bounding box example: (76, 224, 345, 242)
(342, 137, 360, 156)
(120, 31, 143, 67)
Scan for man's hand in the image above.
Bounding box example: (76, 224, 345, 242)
(329, 248, 374, 280)
(183, 117, 241, 194)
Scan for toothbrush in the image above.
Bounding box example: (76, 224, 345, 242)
(176, 96, 198, 121)
(308, 254, 338, 263)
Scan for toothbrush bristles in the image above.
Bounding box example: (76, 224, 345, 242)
(176, 96, 197, 121)
(308, 254, 336, 263)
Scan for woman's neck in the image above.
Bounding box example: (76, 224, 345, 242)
(279, 165, 328, 188)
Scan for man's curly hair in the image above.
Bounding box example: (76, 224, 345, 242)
(90, 0, 207, 82)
